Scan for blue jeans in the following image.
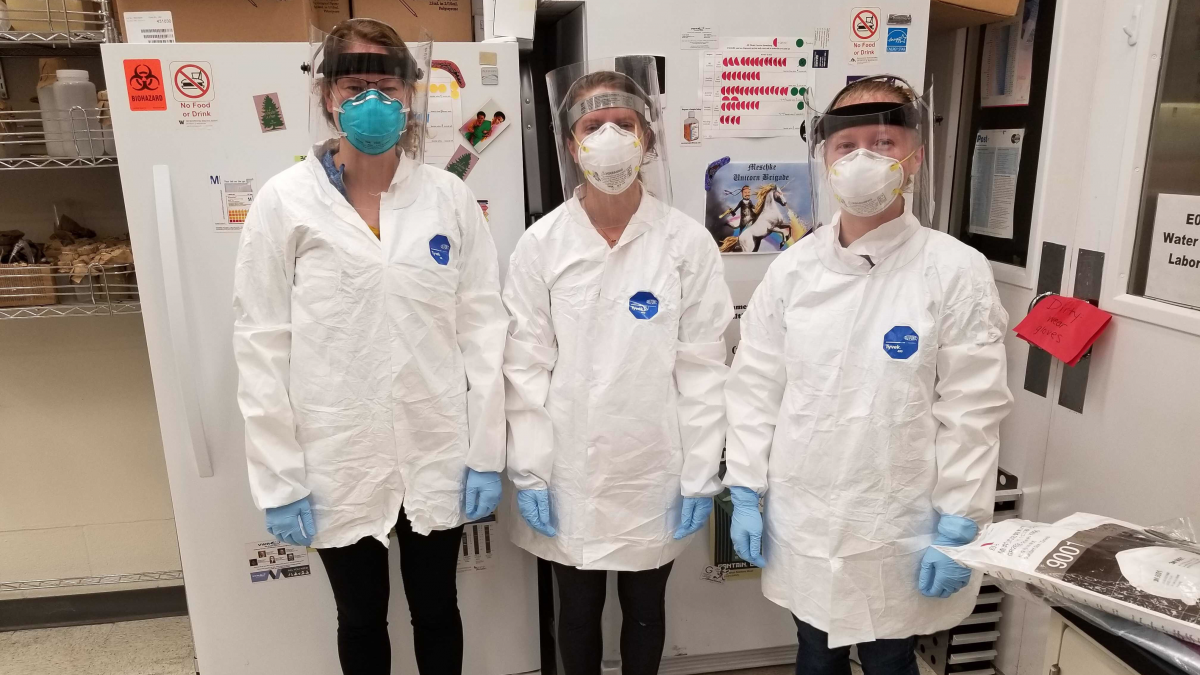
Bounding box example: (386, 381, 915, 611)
(794, 617, 920, 675)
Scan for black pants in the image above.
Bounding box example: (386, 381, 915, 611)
(551, 561, 674, 675)
(317, 510, 465, 675)
(794, 616, 919, 675)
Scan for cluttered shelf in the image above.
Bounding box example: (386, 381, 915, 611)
(1, 222, 138, 320)
(0, 1, 117, 46)
(0, 104, 117, 170)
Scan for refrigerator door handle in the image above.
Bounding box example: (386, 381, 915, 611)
(153, 164, 215, 478)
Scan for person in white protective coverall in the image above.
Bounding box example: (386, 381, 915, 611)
(723, 75, 1014, 674)
(231, 18, 506, 675)
(503, 58, 734, 675)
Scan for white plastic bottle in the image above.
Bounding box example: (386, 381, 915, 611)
(51, 69, 101, 158)
(37, 80, 65, 157)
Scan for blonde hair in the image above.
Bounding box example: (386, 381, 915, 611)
(319, 18, 422, 157)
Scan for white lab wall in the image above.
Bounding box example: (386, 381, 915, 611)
(0, 56, 180, 594)
(580, 0, 930, 667)
(0, 316, 180, 596)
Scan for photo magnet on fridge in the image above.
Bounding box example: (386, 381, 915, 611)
(459, 98, 510, 154)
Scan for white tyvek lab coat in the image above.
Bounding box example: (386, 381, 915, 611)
(724, 213, 1013, 646)
(233, 147, 507, 548)
(504, 194, 734, 570)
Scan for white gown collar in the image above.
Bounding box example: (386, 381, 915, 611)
(816, 211, 926, 275)
(566, 184, 666, 248)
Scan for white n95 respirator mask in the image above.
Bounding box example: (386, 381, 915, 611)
(576, 122, 643, 195)
(828, 148, 913, 217)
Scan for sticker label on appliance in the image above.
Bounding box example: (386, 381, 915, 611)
(123, 11, 175, 43)
(246, 541, 310, 583)
(681, 25, 718, 50)
(123, 59, 167, 111)
(457, 520, 496, 573)
(887, 27, 908, 52)
(211, 175, 254, 233)
(883, 325, 919, 359)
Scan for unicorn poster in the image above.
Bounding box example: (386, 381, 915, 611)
(704, 161, 813, 253)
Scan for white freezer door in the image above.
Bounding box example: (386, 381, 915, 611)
(101, 41, 537, 675)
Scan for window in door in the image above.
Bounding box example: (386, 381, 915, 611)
(1128, 0, 1200, 311)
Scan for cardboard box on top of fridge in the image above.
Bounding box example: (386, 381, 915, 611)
(351, 0, 473, 43)
(930, 0, 1020, 32)
(116, 0, 349, 42)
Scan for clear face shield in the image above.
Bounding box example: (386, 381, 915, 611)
(308, 21, 433, 162)
(803, 76, 934, 230)
(546, 56, 673, 225)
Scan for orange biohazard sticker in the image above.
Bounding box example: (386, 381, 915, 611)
(123, 59, 167, 111)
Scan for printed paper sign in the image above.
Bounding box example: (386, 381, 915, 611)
(123, 11, 175, 43)
(211, 175, 254, 233)
(123, 59, 167, 111)
(969, 129, 1024, 239)
(698, 41, 812, 139)
(253, 93, 286, 132)
(170, 61, 216, 129)
(849, 7, 880, 65)
(425, 67, 464, 168)
(1144, 193, 1200, 309)
(704, 161, 812, 253)
(681, 26, 718, 50)
(1014, 296, 1112, 366)
(681, 109, 702, 146)
(246, 541, 311, 583)
(981, 0, 1038, 107)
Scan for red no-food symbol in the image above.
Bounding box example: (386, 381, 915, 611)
(853, 9, 878, 40)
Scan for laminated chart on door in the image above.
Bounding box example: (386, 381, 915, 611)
(699, 37, 811, 138)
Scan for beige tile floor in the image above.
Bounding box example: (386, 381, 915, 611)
(0, 618, 194, 675)
(0, 618, 937, 675)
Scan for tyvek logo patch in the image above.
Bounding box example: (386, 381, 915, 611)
(429, 234, 450, 265)
(883, 325, 918, 359)
(629, 291, 659, 319)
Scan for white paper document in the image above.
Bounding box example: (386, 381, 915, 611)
(980, 0, 1037, 107)
(123, 11, 176, 44)
(1144, 193, 1200, 309)
(424, 68, 464, 170)
(698, 37, 811, 139)
(969, 129, 1024, 239)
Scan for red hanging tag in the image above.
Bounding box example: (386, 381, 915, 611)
(1013, 296, 1113, 366)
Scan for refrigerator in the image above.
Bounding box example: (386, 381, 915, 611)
(100, 40, 539, 675)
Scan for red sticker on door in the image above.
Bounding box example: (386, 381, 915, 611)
(123, 59, 167, 111)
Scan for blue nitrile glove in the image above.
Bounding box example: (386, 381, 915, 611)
(463, 469, 502, 521)
(919, 514, 979, 598)
(265, 496, 316, 547)
(674, 496, 714, 539)
(517, 489, 556, 537)
(728, 487, 767, 567)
